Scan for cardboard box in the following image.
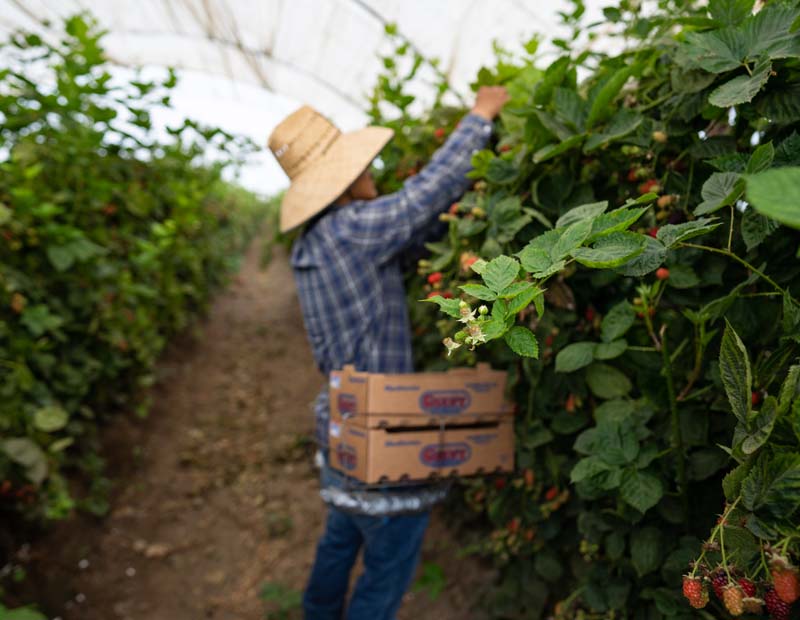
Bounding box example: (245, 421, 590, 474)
(329, 363, 512, 428)
(329, 418, 515, 484)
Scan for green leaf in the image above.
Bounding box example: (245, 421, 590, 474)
(20, 305, 64, 337)
(656, 217, 722, 248)
(719, 320, 752, 425)
(620, 469, 664, 513)
(470, 258, 488, 274)
(0, 606, 48, 620)
(709, 0, 755, 26)
(594, 340, 627, 360)
(46, 245, 76, 272)
(741, 206, 780, 251)
(533, 134, 585, 163)
(552, 219, 593, 260)
(601, 302, 636, 342)
(742, 396, 778, 455)
(33, 405, 69, 432)
(2, 438, 48, 485)
(460, 284, 497, 301)
(689, 447, 730, 480)
(486, 158, 519, 185)
(677, 28, 746, 73)
(723, 462, 751, 501)
(571, 232, 646, 269)
(584, 109, 643, 152)
(504, 326, 539, 358)
(571, 456, 613, 483)
(498, 281, 534, 299)
(507, 285, 544, 315)
(587, 207, 648, 243)
(746, 141, 775, 174)
(708, 57, 772, 108)
(555, 201, 608, 229)
(695, 172, 744, 215)
(422, 295, 462, 318)
(533, 549, 564, 583)
(745, 167, 800, 229)
(742, 453, 800, 518)
(556, 342, 596, 373)
(517, 230, 560, 276)
(743, 5, 800, 61)
(554, 87, 588, 130)
(778, 365, 800, 416)
(630, 527, 663, 577)
(667, 264, 701, 289)
(587, 363, 633, 399)
(617, 236, 667, 277)
(587, 65, 635, 128)
(482, 256, 520, 293)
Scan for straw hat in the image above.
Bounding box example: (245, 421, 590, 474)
(268, 106, 394, 233)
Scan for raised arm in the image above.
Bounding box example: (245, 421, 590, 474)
(333, 87, 509, 263)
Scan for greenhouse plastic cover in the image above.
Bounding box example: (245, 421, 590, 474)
(0, 0, 609, 194)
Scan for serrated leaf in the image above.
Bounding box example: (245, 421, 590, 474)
(620, 469, 664, 513)
(741, 206, 780, 251)
(571, 232, 646, 269)
(602, 302, 636, 342)
(498, 281, 534, 299)
(555, 201, 608, 229)
(778, 365, 800, 416)
(720, 320, 752, 425)
(695, 172, 745, 215)
(470, 258, 488, 274)
(482, 255, 520, 293)
(709, 0, 755, 26)
(745, 166, 800, 229)
(709, 57, 772, 108)
(422, 295, 462, 318)
(460, 284, 497, 301)
(746, 141, 775, 174)
(507, 285, 544, 315)
(587, 207, 648, 243)
(584, 109, 643, 152)
(742, 396, 778, 454)
(570, 455, 613, 482)
(552, 218, 593, 260)
(555, 342, 596, 373)
(656, 217, 723, 248)
(743, 5, 800, 61)
(504, 326, 539, 358)
(616, 236, 667, 277)
(587, 363, 633, 399)
(631, 527, 663, 577)
(2, 438, 48, 485)
(677, 28, 746, 73)
(586, 65, 635, 128)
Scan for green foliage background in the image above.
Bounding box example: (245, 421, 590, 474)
(368, 0, 800, 618)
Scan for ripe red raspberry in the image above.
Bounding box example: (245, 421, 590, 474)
(499, 144, 512, 152)
(584, 306, 596, 321)
(449, 203, 460, 215)
(712, 572, 729, 600)
(683, 576, 708, 609)
(723, 583, 745, 616)
(738, 577, 756, 597)
(434, 127, 446, 139)
(426, 291, 441, 299)
(565, 393, 577, 413)
(441, 291, 453, 299)
(772, 566, 800, 603)
(765, 587, 792, 620)
(545, 486, 559, 501)
(656, 267, 670, 280)
(647, 227, 659, 238)
(427, 272, 443, 285)
(627, 168, 638, 182)
(638, 179, 661, 194)
(752, 391, 762, 406)
(494, 477, 507, 490)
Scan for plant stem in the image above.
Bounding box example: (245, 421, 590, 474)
(727, 204, 735, 253)
(691, 496, 742, 577)
(661, 324, 689, 530)
(679, 242, 787, 296)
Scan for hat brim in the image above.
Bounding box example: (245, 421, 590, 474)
(279, 126, 394, 233)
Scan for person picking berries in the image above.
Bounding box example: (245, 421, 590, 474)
(268, 86, 509, 619)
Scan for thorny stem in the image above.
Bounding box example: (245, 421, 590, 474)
(691, 497, 742, 578)
(680, 242, 787, 296)
(662, 324, 689, 530)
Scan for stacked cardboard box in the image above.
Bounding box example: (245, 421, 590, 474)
(328, 364, 514, 483)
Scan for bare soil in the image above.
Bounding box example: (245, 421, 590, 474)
(16, 237, 493, 620)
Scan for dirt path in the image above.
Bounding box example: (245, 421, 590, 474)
(22, 236, 491, 620)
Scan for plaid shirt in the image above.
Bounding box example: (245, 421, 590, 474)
(290, 113, 492, 513)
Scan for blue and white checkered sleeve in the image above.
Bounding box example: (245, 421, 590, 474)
(333, 113, 493, 263)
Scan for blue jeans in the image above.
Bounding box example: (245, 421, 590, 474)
(303, 507, 430, 620)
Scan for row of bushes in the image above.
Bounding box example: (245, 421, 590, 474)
(368, 0, 799, 618)
(0, 15, 271, 530)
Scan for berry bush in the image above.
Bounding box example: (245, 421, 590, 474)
(0, 17, 270, 523)
(368, 1, 800, 618)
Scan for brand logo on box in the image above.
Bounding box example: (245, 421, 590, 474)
(335, 443, 357, 470)
(420, 443, 471, 468)
(337, 393, 357, 417)
(419, 390, 471, 414)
